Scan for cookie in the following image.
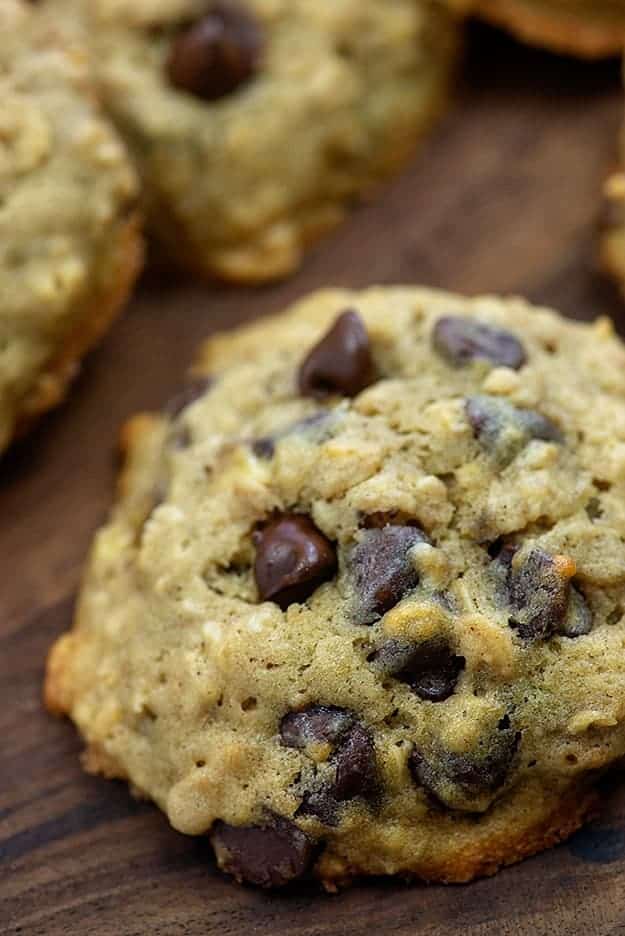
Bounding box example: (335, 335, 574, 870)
(452, 0, 625, 58)
(0, 0, 143, 454)
(61, 0, 457, 282)
(602, 152, 625, 296)
(46, 286, 625, 890)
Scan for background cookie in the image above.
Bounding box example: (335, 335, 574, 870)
(0, 0, 143, 455)
(64, 0, 458, 283)
(46, 286, 625, 890)
(602, 173, 625, 292)
(602, 81, 625, 293)
(452, 0, 625, 58)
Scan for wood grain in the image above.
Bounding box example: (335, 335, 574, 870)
(3, 23, 625, 936)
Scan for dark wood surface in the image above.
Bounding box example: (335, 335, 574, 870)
(4, 23, 625, 936)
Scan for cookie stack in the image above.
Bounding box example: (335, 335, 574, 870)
(2, 0, 625, 894)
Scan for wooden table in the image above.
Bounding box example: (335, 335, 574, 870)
(3, 22, 625, 936)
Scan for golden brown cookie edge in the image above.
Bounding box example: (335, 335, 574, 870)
(454, 0, 625, 57)
(10, 212, 144, 450)
(316, 784, 599, 890)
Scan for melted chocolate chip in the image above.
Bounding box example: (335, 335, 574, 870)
(296, 723, 377, 825)
(466, 395, 562, 465)
(280, 705, 354, 750)
(164, 375, 213, 418)
(347, 526, 428, 625)
(332, 723, 377, 801)
(508, 548, 575, 641)
(432, 318, 526, 370)
(297, 788, 340, 826)
(560, 585, 593, 639)
(282, 708, 377, 825)
(409, 724, 520, 812)
(167, 3, 263, 101)
(211, 813, 314, 887)
(298, 310, 375, 399)
(253, 514, 337, 610)
(368, 639, 416, 674)
(369, 638, 465, 702)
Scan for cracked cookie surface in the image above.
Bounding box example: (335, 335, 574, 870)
(0, 0, 142, 454)
(46, 286, 625, 889)
(62, 0, 457, 282)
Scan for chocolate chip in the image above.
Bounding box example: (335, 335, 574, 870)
(282, 708, 377, 825)
(296, 788, 340, 826)
(332, 724, 377, 801)
(466, 395, 562, 465)
(251, 412, 331, 461)
(296, 723, 377, 825)
(298, 310, 375, 399)
(369, 638, 465, 702)
(251, 436, 275, 459)
(433, 318, 526, 370)
(560, 585, 593, 639)
(368, 639, 416, 674)
(167, 3, 263, 101)
(210, 813, 314, 888)
(164, 376, 213, 418)
(409, 724, 520, 812)
(585, 497, 603, 521)
(508, 548, 576, 641)
(409, 747, 444, 804)
(492, 545, 591, 641)
(280, 705, 354, 751)
(347, 526, 428, 625)
(253, 514, 337, 610)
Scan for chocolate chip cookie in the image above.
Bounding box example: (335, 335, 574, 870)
(452, 0, 625, 57)
(62, 0, 457, 282)
(46, 286, 625, 889)
(0, 0, 142, 454)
